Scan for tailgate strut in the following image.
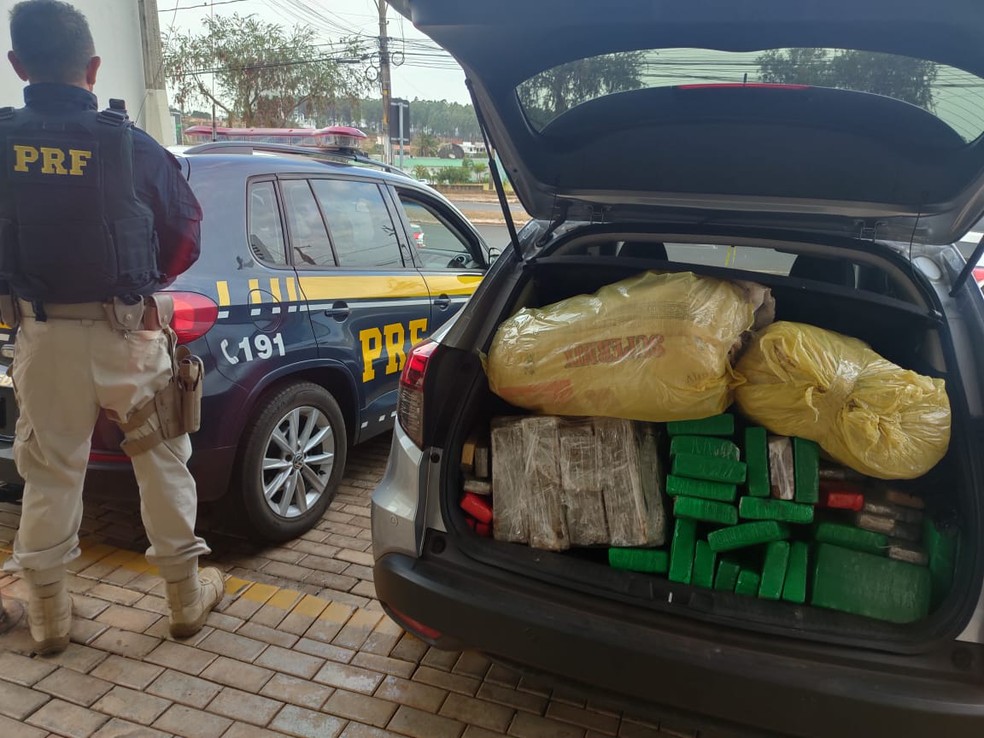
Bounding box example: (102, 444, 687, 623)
(467, 79, 521, 252)
(951, 231, 984, 296)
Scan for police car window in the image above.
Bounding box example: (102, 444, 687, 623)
(398, 195, 478, 270)
(247, 182, 287, 265)
(310, 179, 403, 269)
(281, 179, 336, 268)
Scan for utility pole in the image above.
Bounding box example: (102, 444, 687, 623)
(377, 1, 392, 165)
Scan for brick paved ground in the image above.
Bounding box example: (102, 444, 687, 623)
(0, 434, 707, 738)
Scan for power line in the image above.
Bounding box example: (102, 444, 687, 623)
(174, 53, 367, 77)
(158, 0, 254, 12)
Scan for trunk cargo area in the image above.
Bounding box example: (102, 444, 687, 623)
(437, 237, 978, 652)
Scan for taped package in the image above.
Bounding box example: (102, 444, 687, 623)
(489, 416, 666, 550)
(734, 321, 951, 480)
(486, 271, 774, 422)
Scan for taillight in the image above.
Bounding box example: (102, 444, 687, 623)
(973, 266, 984, 288)
(398, 339, 437, 448)
(168, 292, 218, 344)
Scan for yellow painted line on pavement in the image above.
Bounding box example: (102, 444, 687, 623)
(224, 576, 253, 598)
(0, 538, 372, 629)
(239, 581, 279, 603)
(267, 588, 303, 611)
(294, 594, 329, 619)
(320, 600, 355, 623)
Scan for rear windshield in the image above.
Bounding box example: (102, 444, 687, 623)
(517, 48, 984, 142)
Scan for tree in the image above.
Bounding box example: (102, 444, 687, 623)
(164, 14, 368, 127)
(517, 52, 645, 127)
(414, 131, 440, 157)
(757, 49, 938, 110)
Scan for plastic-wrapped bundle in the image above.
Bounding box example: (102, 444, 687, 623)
(486, 271, 774, 422)
(734, 321, 950, 480)
(489, 416, 666, 550)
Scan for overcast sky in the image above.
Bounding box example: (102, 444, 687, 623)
(159, 0, 471, 104)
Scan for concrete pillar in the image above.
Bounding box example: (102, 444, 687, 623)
(137, 0, 176, 145)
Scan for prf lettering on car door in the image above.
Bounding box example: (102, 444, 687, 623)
(360, 318, 428, 382)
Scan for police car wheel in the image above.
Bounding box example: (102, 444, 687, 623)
(237, 381, 348, 542)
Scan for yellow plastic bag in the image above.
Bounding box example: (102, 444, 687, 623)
(486, 271, 774, 422)
(734, 321, 950, 479)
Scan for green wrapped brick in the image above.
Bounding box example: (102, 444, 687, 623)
(782, 541, 809, 604)
(793, 438, 820, 505)
(814, 521, 887, 555)
(735, 569, 761, 596)
(667, 414, 735, 437)
(759, 541, 791, 600)
(745, 427, 770, 497)
(924, 519, 959, 608)
(714, 559, 741, 591)
(669, 518, 698, 584)
(673, 496, 739, 526)
(672, 454, 747, 485)
(739, 496, 814, 524)
(666, 475, 738, 503)
(707, 521, 790, 553)
(608, 548, 669, 574)
(670, 435, 740, 461)
(692, 541, 717, 588)
(811, 543, 931, 624)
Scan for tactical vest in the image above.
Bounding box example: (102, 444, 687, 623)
(0, 100, 160, 303)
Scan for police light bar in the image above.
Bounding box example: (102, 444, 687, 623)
(321, 126, 367, 152)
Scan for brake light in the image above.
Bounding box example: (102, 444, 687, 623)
(677, 83, 810, 91)
(973, 267, 984, 288)
(398, 339, 437, 448)
(168, 292, 218, 344)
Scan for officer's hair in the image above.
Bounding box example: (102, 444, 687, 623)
(9, 0, 95, 84)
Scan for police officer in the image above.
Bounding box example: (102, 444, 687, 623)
(0, 0, 222, 655)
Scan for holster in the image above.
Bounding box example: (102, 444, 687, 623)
(103, 297, 145, 332)
(115, 294, 205, 457)
(177, 347, 204, 434)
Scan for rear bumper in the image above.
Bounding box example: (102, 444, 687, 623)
(0, 438, 235, 502)
(374, 538, 984, 738)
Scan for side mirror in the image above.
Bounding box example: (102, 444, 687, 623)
(487, 247, 501, 263)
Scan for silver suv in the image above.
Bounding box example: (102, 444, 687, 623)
(372, 2, 984, 735)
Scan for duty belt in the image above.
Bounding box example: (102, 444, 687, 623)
(17, 300, 107, 321)
(17, 296, 173, 331)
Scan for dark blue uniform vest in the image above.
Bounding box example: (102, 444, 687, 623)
(0, 101, 160, 303)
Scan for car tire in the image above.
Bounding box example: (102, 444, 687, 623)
(236, 381, 348, 542)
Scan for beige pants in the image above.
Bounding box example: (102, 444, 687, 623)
(2, 306, 210, 574)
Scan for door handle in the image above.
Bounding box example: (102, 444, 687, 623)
(324, 301, 350, 321)
(434, 294, 452, 310)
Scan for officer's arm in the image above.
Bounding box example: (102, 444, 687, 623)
(155, 152, 202, 284)
(134, 132, 203, 285)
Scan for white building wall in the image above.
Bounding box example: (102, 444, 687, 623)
(0, 0, 173, 144)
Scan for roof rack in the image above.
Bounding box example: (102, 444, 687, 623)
(180, 140, 412, 177)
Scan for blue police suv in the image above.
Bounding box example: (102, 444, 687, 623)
(0, 134, 490, 541)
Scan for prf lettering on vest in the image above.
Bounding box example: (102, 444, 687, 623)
(360, 318, 428, 383)
(12, 144, 92, 176)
